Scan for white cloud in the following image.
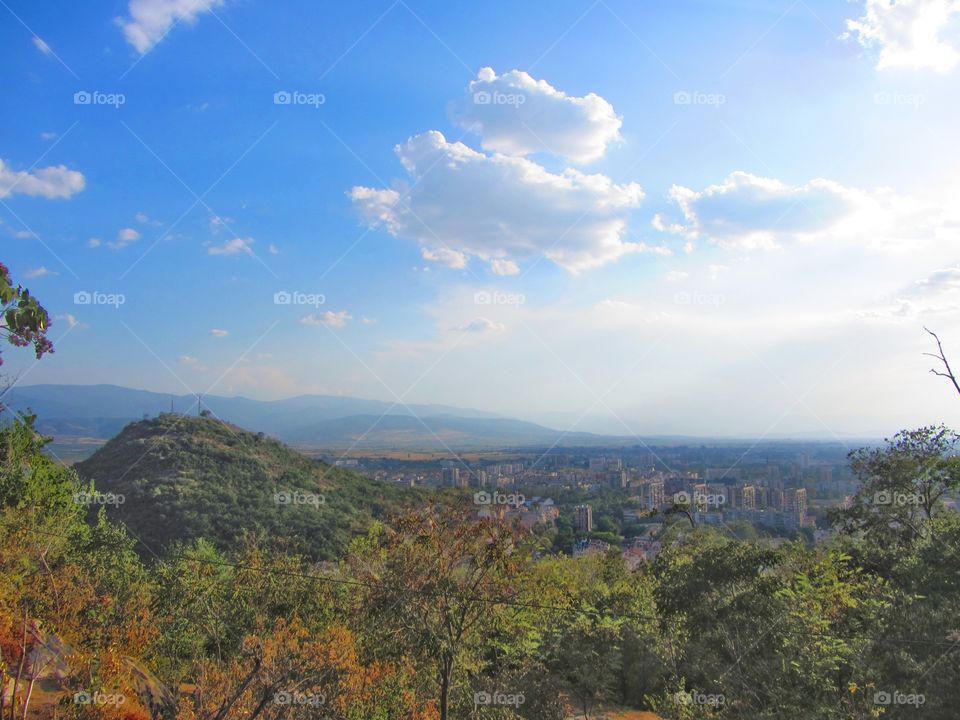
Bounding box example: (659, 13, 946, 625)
(32, 37, 52, 55)
(40, 132, 58, 141)
(664, 270, 689, 283)
(209, 328, 229, 337)
(452, 67, 623, 163)
(208, 237, 254, 256)
(351, 131, 659, 273)
(135, 211, 149, 223)
(660, 171, 942, 251)
(421, 246, 467, 269)
(302, 310, 352, 328)
(863, 266, 960, 319)
(117, 0, 226, 54)
(87, 238, 102, 249)
(268, 243, 279, 255)
(454, 317, 506, 333)
(490, 258, 520, 275)
(845, 0, 960, 72)
(0, 159, 85, 200)
(24, 266, 57, 279)
(108, 227, 141, 250)
(177, 354, 199, 364)
(56, 313, 83, 329)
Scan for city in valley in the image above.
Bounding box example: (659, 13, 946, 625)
(335, 442, 866, 561)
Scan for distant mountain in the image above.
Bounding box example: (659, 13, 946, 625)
(3, 383, 612, 450)
(283, 414, 604, 450)
(74, 414, 423, 560)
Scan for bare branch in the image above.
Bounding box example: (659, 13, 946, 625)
(924, 327, 960, 397)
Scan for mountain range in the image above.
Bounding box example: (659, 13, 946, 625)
(2, 383, 615, 451)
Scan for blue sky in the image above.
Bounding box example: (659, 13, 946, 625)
(2, 0, 960, 437)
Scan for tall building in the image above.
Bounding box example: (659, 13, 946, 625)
(573, 504, 594, 533)
(643, 480, 665, 510)
(608, 470, 628, 489)
(692, 483, 709, 512)
(785, 488, 808, 516)
(441, 467, 463, 488)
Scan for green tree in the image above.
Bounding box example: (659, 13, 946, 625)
(833, 426, 960, 567)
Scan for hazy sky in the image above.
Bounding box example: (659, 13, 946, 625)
(3, 0, 960, 438)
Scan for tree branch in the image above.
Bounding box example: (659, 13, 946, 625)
(924, 327, 960, 397)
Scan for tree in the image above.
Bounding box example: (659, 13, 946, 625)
(347, 507, 531, 720)
(832, 426, 960, 562)
(0, 263, 53, 369)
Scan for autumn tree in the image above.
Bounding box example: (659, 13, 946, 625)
(347, 507, 532, 720)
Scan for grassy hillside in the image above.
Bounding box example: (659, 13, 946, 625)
(74, 413, 422, 561)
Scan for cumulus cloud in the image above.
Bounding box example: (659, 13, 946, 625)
(454, 317, 506, 333)
(845, 0, 960, 72)
(351, 131, 659, 273)
(864, 266, 960, 319)
(117, 0, 226, 54)
(109, 227, 141, 250)
(87, 238, 102, 249)
(659, 171, 941, 250)
(208, 237, 254, 256)
(452, 67, 622, 163)
(421, 246, 467, 269)
(24, 266, 57, 279)
(490, 258, 520, 275)
(209, 328, 229, 337)
(302, 310, 352, 328)
(0, 159, 85, 200)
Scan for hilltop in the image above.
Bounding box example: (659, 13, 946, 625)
(74, 413, 422, 561)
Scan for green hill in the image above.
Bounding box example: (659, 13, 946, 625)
(74, 413, 421, 561)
